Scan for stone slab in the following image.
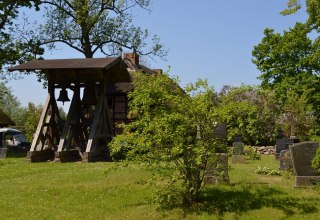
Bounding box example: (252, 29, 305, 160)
(279, 150, 292, 171)
(275, 138, 287, 154)
(290, 141, 319, 176)
(295, 176, 320, 187)
(287, 137, 300, 145)
(232, 155, 246, 164)
(232, 142, 244, 155)
(233, 136, 242, 142)
(205, 153, 229, 185)
(214, 123, 227, 140)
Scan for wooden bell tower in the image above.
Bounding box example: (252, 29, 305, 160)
(10, 57, 131, 162)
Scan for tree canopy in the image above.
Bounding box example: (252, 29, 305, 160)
(0, 0, 42, 75)
(281, 0, 320, 30)
(35, 0, 166, 58)
(217, 85, 279, 145)
(252, 22, 320, 119)
(252, 0, 320, 136)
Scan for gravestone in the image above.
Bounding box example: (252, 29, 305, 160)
(233, 136, 242, 142)
(279, 150, 292, 171)
(204, 153, 230, 185)
(276, 127, 285, 139)
(214, 123, 227, 140)
(233, 142, 244, 155)
(0, 148, 7, 159)
(275, 138, 287, 160)
(287, 137, 300, 146)
(290, 141, 320, 187)
(232, 142, 245, 164)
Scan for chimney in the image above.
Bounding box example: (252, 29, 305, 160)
(124, 53, 139, 66)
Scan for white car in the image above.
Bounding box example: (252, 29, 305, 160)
(0, 128, 30, 152)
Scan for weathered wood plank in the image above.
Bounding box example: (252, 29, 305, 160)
(30, 94, 51, 151)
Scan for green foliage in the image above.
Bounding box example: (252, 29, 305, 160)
(24, 102, 42, 142)
(245, 146, 261, 160)
(252, 23, 318, 103)
(281, 0, 320, 31)
(0, 0, 43, 79)
(255, 166, 281, 176)
(233, 142, 244, 155)
(312, 147, 320, 172)
(280, 0, 301, 15)
(0, 82, 25, 126)
(0, 83, 47, 142)
(36, 0, 166, 58)
(110, 72, 226, 207)
(217, 85, 279, 145)
(281, 91, 316, 138)
(252, 22, 320, 136)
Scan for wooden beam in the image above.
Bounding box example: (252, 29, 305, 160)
(85, 93, 104, 152)
(57, 92, 77, 152)
(30, 94, 51, 151)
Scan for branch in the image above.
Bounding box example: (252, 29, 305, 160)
(40, 39, 85, 54)
(0, 2, 17, 30)
(39, 0, 76, 19)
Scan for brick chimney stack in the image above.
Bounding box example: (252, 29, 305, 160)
(124, 53, 139, 66)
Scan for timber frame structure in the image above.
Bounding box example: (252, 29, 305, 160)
(10, 57, 131, 162)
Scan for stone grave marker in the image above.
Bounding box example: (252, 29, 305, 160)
(214, 123, 227, 140)
(275, 138, 287, 160)
(276, 127, 285, 139)
(233, 142, 244, 155)
(232, 142, 245, 164)
(290, 141, 320, 187)
(204, 153, 230, 185)
(287, 137, 300, 146)
(279, 150, 292, 171)
(233, 136, 242, 142)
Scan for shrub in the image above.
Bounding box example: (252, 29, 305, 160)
(245, 146, 261, 160)
(255, 166, 281, 176)
(110, 73, 227, 207)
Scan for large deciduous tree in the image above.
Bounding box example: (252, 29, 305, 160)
(281, 0, 320, 30)
(252, 22, 320, 123)
(37, 0, 166, 58)
(0, 82, 25, 126)
(0, 0, 42, 75)
(24, 102, 43, 142)
(217, 85, 279, 145)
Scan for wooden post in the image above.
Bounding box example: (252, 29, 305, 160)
(27, 83, 63, 162)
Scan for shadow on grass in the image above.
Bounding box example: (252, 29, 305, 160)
(190, 183, 319, 218)
(6, 152, 27, 158)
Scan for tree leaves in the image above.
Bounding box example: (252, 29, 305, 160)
(37, 0, 167, 58)
(110, 72, 225, 206)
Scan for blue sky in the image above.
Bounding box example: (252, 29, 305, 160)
(7, 0, 308, 108)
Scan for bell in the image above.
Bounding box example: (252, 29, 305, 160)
(57, 88, 70, 105)
(82, 83, 97, 105)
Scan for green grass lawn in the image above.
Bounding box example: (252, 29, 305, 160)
(0, 155, 320, 220)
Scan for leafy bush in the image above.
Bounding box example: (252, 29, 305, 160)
(245, 146, 261, 160)
(110, 73, 227, 207)
(312, 147, 320, 172)
(255, 166, 281, 176)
